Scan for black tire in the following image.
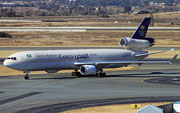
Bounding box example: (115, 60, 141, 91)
(72, 72, 75, 76)
(88, 74, 94, 77)
(102, 73, 106, 77)
(98, 73, 102, 77)
(76, 72, 82, 77)
(24, 76, 29, 80)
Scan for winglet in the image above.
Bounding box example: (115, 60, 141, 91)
(168, 54, 178, 65)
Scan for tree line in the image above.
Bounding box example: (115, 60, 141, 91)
(4, 0, 180, 7)
(67, 0, 179, 7)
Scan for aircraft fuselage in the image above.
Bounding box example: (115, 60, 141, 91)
(4, 49, 146, 71)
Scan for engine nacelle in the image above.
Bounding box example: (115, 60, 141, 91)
(119, 38, 152, 49)
(80, 65, 97, 75)
(44, 70, 59, 74)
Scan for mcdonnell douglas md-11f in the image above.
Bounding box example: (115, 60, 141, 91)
(3, 17, 178, 79)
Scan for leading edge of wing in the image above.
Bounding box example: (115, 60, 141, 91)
(74, 54, 178, 66)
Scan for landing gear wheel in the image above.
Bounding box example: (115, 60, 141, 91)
(96, 72, 106, 77)
(72, 71, 82, 77)
(72, 72, 76, 76)
(88, 74, 94, 77)
(102, 73, 106, 77)
(98, 73, 102, 77)
(24, 76, 29, 80)
(24, 71, 30, 80)
(76, 72, 82, 77)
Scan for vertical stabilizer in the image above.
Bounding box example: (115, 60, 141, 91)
(131, 17, 154, 44)
(131, 17, 151, 39)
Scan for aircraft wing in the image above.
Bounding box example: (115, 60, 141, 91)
(74, 54, 178, 66)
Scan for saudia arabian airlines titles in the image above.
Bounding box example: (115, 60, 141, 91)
(35, 53, 96, 60)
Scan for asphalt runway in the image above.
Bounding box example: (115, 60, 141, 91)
(1, 47, 180, 112)
(0, 65, 180, 113)
(0, 58, 4, 66)
(0, 27, 180, 32)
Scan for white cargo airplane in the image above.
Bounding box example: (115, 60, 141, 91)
(3, 17, 178, 80)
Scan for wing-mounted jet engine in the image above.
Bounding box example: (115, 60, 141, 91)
(80, 65, 97, 75)
(119, 17, 154, 50)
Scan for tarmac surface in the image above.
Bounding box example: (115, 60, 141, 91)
(0, 27, 180, 32)
(1, 47, 180, 113)
(0, 64, 180, 113)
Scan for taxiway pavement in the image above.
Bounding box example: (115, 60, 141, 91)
(0, 27, 180, 32)
(0, 65, 180, 113)
(0, 47, 180, 112)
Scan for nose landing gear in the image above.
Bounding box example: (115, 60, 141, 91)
(24, 71, 30, 80)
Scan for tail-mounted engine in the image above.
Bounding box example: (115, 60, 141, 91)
(120, 38, 153, 50)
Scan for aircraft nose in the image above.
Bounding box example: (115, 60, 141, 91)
(3, 55, 22, 71)
(3, 59, 10, 67)
(3, 59, 16, 69)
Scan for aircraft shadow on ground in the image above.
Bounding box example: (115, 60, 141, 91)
(29, 71, 180, 80)
(106, 71, 180, 78)
(30, 76, 76, 80)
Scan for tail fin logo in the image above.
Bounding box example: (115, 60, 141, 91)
(139, 25, 145, 36)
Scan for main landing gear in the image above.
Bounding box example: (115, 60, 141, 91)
(24, 71, 29, 80)
(95, 68, 106, 77)
(95, 72, 106, 77)
(71, 69, 106, 77)
(72, 69, 82, 77)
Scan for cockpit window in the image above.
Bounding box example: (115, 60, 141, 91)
(6, 57, 17, 60)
